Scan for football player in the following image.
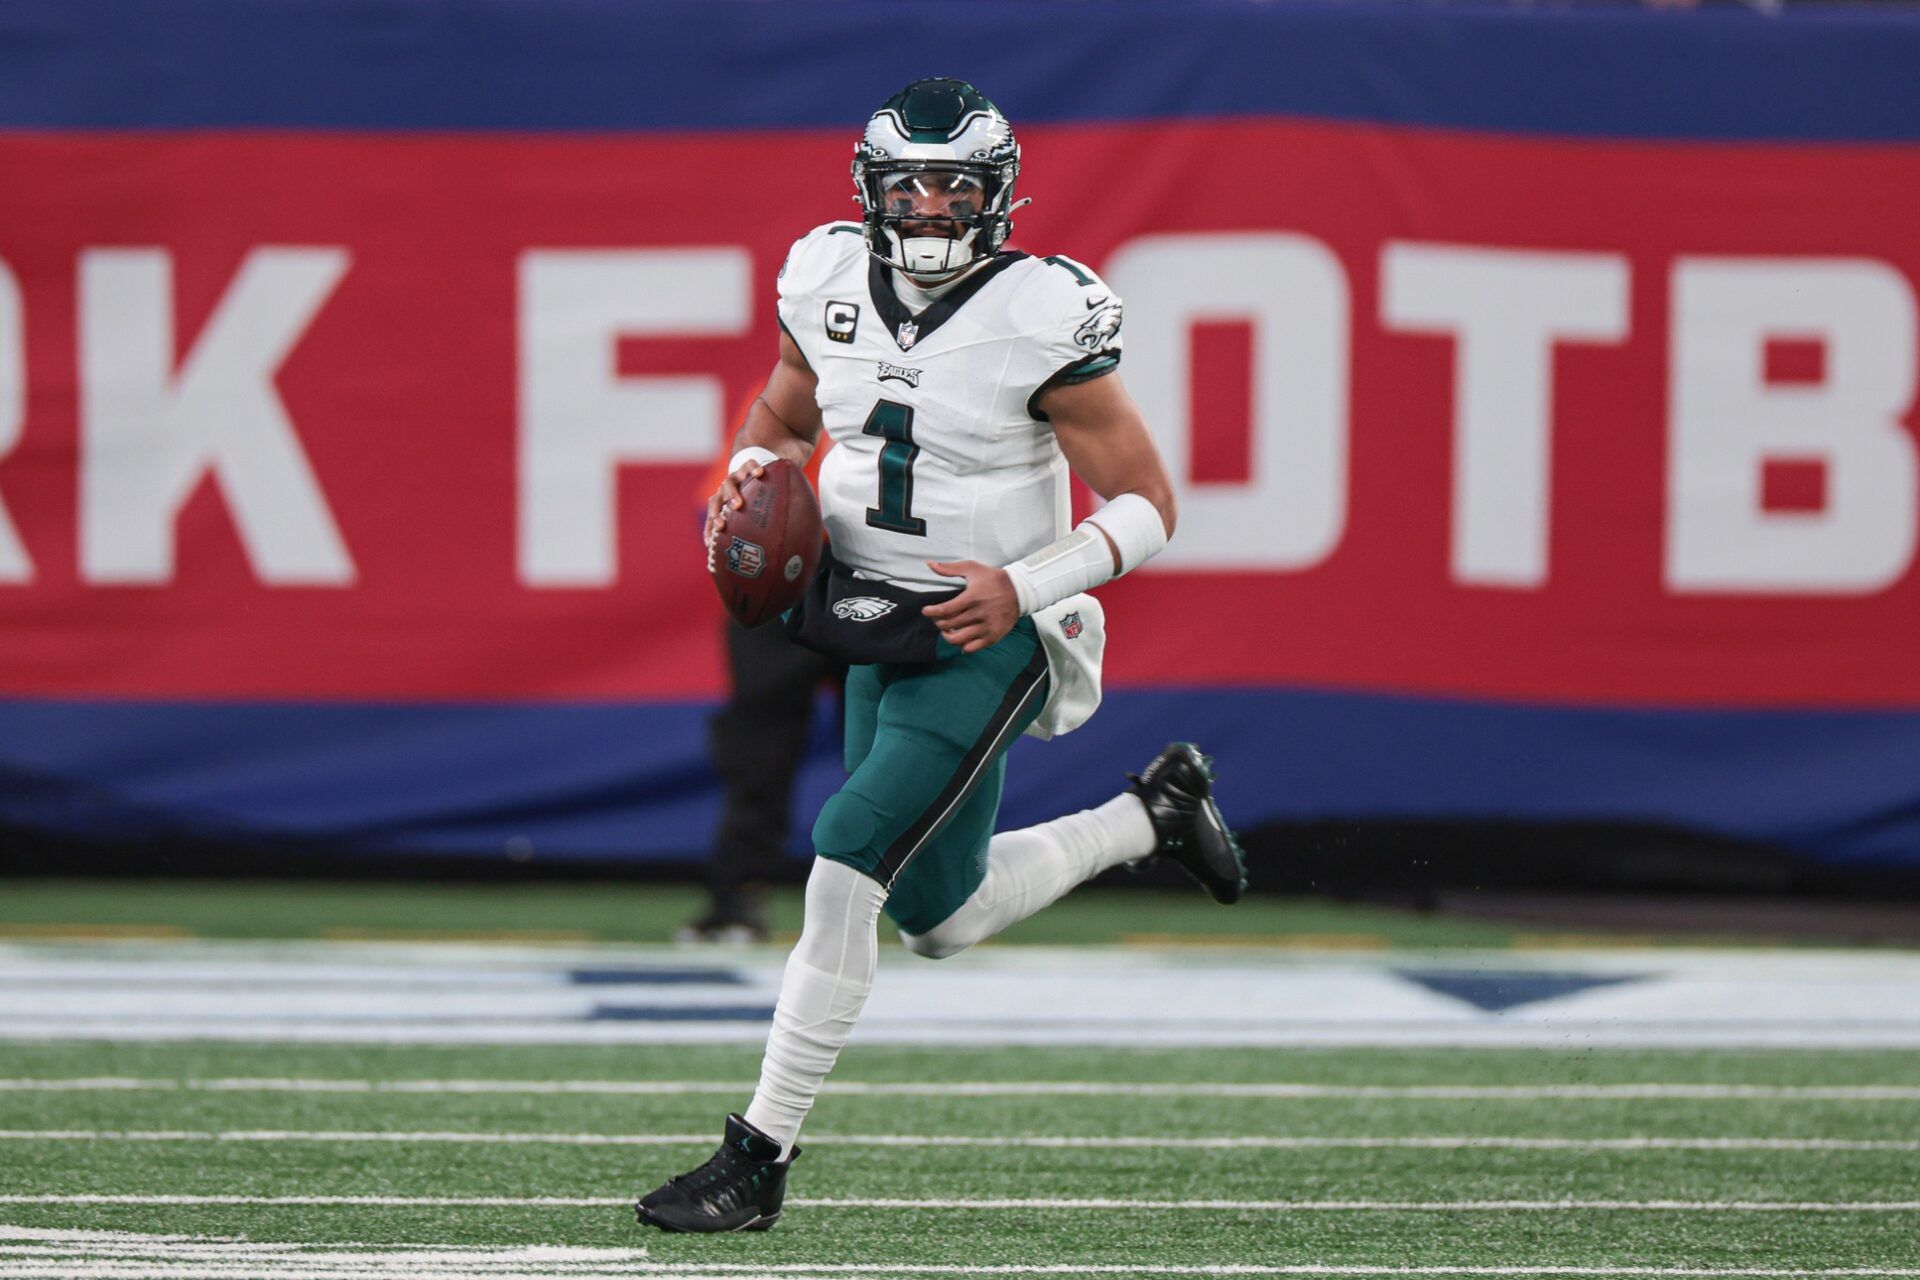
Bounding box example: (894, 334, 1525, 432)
(637, 78, 1247, 1234)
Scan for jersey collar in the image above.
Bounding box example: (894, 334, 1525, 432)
(868, 251, 1027, 352)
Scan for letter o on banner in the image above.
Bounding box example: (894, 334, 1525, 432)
(1103, 233, 1350, 571)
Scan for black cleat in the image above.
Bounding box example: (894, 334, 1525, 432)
(674, 886, 773, 945)
(1128, 742, 1248, 904)
(635, 1113, 798, 1233)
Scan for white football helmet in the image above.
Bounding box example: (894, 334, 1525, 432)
(852, 78, 1023, 281)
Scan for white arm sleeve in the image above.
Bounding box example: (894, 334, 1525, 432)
(1003, 492, 1168, 615)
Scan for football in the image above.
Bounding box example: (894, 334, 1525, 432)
(709, 458, 823, 627)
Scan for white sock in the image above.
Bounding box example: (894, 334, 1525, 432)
(900, 792, 1156, 959)
(742, 857, 887, 1157)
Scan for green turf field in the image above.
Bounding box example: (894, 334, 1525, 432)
(3, 1041, 1919, 1274)
(0, 877, 1893, 949)
(0, 878, 1511, 947)
(2, 881, 1917, 1275)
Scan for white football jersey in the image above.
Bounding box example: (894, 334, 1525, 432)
(776, 221, 1124, 593)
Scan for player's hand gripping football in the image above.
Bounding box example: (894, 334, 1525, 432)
(703, 460, 768, 570)
(922, 561, 1021, 654)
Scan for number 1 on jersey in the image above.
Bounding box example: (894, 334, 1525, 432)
(862, 398, 926, 536)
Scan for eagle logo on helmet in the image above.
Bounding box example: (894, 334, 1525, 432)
(851, 78, 1024, 282)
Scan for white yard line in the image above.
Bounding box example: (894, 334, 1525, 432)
(2, 1234, 1919, 1279)
(0, 1247, 640, 1264)
(4, 1194, 1919, 1212)
(812, 1198, 1920, 1212)
(5, 1079, 1920, 1099)
(0, 1268, 667, 1279)
(0, 1264, 649, 1276)
(243, 1274, 1920, 1280)
(0, 1129, 1913, 1152)
(0, 1228, 665, 1278)
(0, 1195, 631, 1207)
(4, 1263, 1920, 1279)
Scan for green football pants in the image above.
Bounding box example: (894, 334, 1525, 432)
(810, 617, 1050, 937)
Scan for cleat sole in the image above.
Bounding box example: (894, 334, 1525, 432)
(635, 1206, 778, 1234)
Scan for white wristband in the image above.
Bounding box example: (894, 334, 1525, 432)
(727, 446, 780, 474)
(1082, 492, 1168, 575)
(1004, 493, 1168, 615)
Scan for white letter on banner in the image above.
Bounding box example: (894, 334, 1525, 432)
(1381, 243, 1629, 588)
(0, 261, 30, 582)
(80, 248, 355, 585)
(1102, 233, 1348, 570)
(519, 249, 750, 587)
(1668, 258, 1917, 593)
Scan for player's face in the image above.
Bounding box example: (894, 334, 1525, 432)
(879, 171, 985, 239)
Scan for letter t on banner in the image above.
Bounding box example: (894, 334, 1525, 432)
(1382, 243, 1630, 589)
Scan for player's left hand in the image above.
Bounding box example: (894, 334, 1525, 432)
(922, 561, 1021, 654)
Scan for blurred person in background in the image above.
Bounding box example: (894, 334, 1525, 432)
(680, 399, 843, 945)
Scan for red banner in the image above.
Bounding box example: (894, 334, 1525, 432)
(1, 121, 1917, 708)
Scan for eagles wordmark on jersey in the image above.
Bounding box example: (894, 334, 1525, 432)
(778, 221, 1124, 594)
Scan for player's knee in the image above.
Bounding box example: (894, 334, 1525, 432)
(899, 924, 968, 961)
(812, 791, 881, 863)
(899, 909, 985, 960)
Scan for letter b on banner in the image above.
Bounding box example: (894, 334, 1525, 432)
(1668, 258, 1918, 594)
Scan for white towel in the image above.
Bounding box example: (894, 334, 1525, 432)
(1023, 593, 1105, 741)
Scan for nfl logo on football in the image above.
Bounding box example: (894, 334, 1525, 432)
(726, 538, 766, 579)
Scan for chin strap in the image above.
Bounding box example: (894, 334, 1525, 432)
(887, 225, 981, 277)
